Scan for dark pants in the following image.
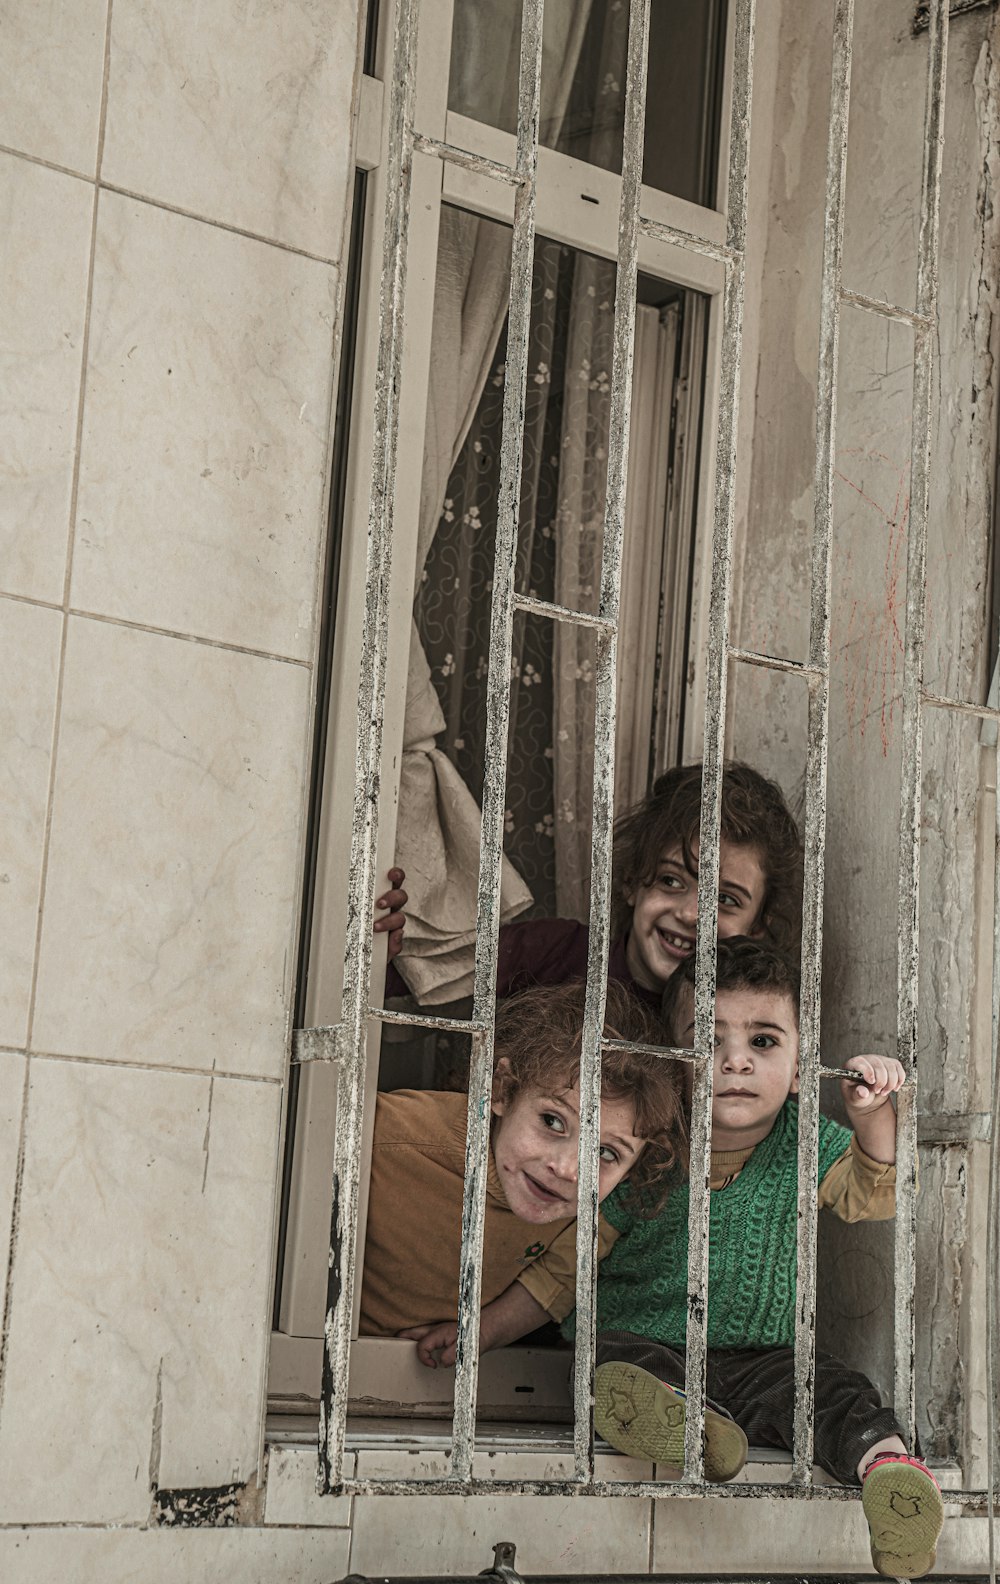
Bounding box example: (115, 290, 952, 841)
(595, 1330, 905, 1486)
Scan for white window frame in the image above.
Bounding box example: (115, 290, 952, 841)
(269, 0, 735, 1408)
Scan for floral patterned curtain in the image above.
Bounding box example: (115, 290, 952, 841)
(393, 0, 644, 1000)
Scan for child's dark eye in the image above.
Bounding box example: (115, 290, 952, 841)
(599, 1144, 621, 1165)
(750, 1034, 777, 1049)
(657, 872, 683, 890)
(718, 891, 740, 909)
(541, 1111, 566, 1134)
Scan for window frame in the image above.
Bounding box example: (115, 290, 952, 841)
(269, 0, 736, 1402)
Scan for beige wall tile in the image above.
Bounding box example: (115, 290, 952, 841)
(350, 1447, 653, 1574)
(0, 1525, 350, 1584)
(650, 1490, 873, 1571)
(0, 1052, 26, 1296)
(0, 157, 92, 605)
(263, 1446, 354, 1527)
(0, 1060, 279, 1524)
(72, 193, 335, 658)
(32, 619, 309, 1078)
(0, 1, 107, 173)
(0, 601, 61, 1047)
(102, 0, 362, 258)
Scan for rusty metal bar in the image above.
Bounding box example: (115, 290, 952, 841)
(922, 687, 1000, 723)
(893, 0, 947, 1447)
(727, 647, 825, 679)
(513, 591, 616, 633)
(683, 0, 756, 1485)
(450, 0, 545, 1485)
(838, 286, 934, 330)
(326, 1474, 984, 1503)
(412, 132, 522, 186)
(570, 0, 651, 1482)
(294, 1011, 487, 1063)
(637, 213, 735, 268)
(318, 0, 421, 1497)
(791, 0, 854, 1485)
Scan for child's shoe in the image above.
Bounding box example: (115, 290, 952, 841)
(593, 1361, 747, 1481)
(862, 1452, 944, 1578)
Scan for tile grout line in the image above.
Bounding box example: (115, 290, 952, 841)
(0, 1047, 283, 1087)
(69, 604, 313, 669)
(0, 144, 344, 270)
(0, 590, 314, 669)
(100, 181, 343, 268)
(0, 142, 95, 185)
(0, 0, 118, 1433)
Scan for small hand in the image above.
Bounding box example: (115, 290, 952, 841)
(374, 867, 408, 960)
(397, 1319, 458, 1369)
(841, 1054, 906, 1110)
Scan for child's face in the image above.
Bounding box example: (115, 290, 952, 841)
(674, 983, 799, 1151)
(491, 1076, 644, 1224)
(625, 838, 767, 992)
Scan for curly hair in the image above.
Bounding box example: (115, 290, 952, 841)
(660, 935, 802, 1045)
(490, 979, 687, 1214)
(611, 760, 803, 955)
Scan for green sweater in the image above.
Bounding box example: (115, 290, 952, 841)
(565, 1100, 853, 1349)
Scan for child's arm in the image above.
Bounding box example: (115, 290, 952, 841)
(398, 1283, 550, 1369)
(374, 867, 408, 960)
(840, 1054, 905, 1163)
(398, 1214, 621, 1367)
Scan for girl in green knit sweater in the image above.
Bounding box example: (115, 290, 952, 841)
(473, 940, 944, 1580)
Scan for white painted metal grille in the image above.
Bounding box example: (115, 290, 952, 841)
(290, 0, 999, 1551)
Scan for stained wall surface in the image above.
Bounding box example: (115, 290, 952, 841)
(729, 0, 1000, 1477)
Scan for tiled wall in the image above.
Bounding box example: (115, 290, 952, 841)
(0, 0, 365, 1559)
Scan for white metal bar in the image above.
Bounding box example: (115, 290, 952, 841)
(683, 0, 756, 1485)
(571, 0, 651, 1482)
(449, 0, 545, 1485)
(318, 0, 422, 1496)
(792, 0, 854, 1485)
(894, 0, 948, 1446)
(839, 285, 934, 330)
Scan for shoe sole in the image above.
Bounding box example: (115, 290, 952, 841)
(863, 1461, 944, 1579)
(593, 1362, 747, 1482)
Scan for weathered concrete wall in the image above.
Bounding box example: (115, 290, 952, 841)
(729, 0, 1000, 1466)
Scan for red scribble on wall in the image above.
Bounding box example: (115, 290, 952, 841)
(835, 447, 910, 756)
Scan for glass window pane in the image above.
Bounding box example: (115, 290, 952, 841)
(447, 0, 727, 207)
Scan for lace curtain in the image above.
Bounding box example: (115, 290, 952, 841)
(394, 0, 647, 1001)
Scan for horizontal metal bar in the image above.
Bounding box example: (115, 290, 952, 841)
(727, 645, 825, 680)
(638, 213, 735, 267)
(328, 1476, 991, 1504)
(839, 285, 934, 329)
(375, 1006, 486, 1034)
(601, 1036, 703, 1063)
(601, 1038, 875, 1087)
(513, 591, 616, 633)
(921, 687, 1000, 724)
(412, 131, 522, 186)
(293, 1009, 489, 1061)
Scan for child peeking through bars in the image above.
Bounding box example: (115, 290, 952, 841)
(379, 760, 803, 1010)
(449, 938, 942, 1581)
(357, 979, 687, 1340)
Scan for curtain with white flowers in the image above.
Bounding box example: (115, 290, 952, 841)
(394, 0, 654, 1002)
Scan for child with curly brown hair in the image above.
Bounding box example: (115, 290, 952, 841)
(358, 979, 686, 1345)
(382, 759, 803, 1008)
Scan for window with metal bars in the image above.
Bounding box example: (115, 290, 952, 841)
(273, 0, 998, 1541)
